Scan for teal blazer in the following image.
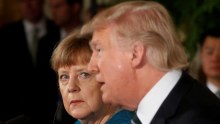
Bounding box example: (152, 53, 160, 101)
(75, 109, 133, 124)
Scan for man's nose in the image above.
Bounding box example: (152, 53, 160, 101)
(211, 50, 220, 61)
(88, 54, 99, 74)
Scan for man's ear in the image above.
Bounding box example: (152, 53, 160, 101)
(131, 42, 146, 68)
(72, 3, 81, 14)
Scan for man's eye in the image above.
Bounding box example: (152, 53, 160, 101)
(96, 48, 101, 52)
(78, 72, 91, 80)
(204, 49, 213, 55)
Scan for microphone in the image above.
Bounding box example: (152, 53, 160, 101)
(53, 100, 77, 124)
(0, 120, 5, 124)
(5, 115, 29, 124)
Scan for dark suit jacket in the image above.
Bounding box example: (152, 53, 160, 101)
(151, 72, 220, 124)
(0, 19, 60, 124)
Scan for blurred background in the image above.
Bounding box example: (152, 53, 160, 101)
(1, 0, 219, 61)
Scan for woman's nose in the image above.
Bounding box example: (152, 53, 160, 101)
(67, 79, 80, 93)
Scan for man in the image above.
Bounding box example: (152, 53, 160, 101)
(199, 28, 220, 98)
(84, 1, 220, 124)
(48, 0, 83, 123)
(49, 0, 83, 39)
(0, 0, 59, 123)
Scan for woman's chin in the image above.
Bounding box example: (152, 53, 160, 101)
(70, 109, 91, 120)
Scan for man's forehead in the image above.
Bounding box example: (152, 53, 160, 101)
(89, 26, 114, 47)
(89, 40, 97, 48)
(89, 30, 103, 46)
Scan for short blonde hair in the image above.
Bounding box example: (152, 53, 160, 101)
(86, 1, 188, 71)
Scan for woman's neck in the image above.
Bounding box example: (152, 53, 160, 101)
(80, 104, 118, 124)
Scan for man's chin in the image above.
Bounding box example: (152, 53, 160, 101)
(100, 82, 107, 92)
(102, 93, 112, 104)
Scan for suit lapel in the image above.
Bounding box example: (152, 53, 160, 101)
(150, 72, 193, 124)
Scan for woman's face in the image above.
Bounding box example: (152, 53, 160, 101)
(58, 65, 105, 119)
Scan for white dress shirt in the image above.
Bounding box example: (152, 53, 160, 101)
(137, 70, 182, 124)
(60, 28, 68, 40)
(207, 81, 220, 96)
(23, 19, 46, 53)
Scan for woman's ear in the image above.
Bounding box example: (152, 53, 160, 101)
(131, 42, 146, 68)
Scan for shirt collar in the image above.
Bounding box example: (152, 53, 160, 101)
(60, 28, 68, 39)
(207, 81, 219, 94)
(23, 18, 47, 38)
(137, 70, 182, 124)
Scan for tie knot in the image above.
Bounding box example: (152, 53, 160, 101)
(131, 112, 142, 124)
(216, 90, 220, 98)
(33, 27, 39, 36)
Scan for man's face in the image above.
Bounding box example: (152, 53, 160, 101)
(200, 36, 220, 80)
(19, 0, 44, 22)
(49, 0, 73, 27)
(88, 27, 138, 109)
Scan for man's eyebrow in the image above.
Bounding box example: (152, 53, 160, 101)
(89, 40, 97, 48)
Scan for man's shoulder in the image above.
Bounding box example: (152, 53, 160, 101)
(44, 18, 60, 36)
(150, 71, 220, 123)
(45, 18, 59, 30)
(0, 20, 23, 32)
(0, 20, 24, 40)
(163, 72, 220, 123)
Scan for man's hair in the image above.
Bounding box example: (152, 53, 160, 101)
(66, 0, 83, 8)
(199, 28, 220, 47)
(85, 1, 188, 71)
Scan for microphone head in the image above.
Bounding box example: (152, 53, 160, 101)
(5, 115, 29, 124)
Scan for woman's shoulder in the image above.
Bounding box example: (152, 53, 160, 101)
(74, 120, 80, 124)
(106, 109, 134, 124)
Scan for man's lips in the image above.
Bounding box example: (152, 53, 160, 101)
(99, 82, 105, 85)
(99, 82, 106, 92)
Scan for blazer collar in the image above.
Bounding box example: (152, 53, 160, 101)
(151, 72, 193, 124)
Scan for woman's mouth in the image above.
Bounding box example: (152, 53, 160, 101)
(70, 100, 84, 105)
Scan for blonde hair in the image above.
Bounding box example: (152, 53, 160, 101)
(86, 1, 188, 71)
(51, 30, 92, 72)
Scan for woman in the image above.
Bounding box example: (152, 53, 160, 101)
(51, 30, 133, 124)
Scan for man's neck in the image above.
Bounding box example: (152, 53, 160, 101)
(25, 15, 45, 25)
(208, 77, 220, 88)
(63, 19, 81, 33)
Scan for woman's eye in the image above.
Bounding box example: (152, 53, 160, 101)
(78, 72, 91, 80)
(58, 74, 69, 85)
(59, 74, 69, 81)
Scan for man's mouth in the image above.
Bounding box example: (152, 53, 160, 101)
(99, 82, 105, 85)
(98, 82, 105, 90)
